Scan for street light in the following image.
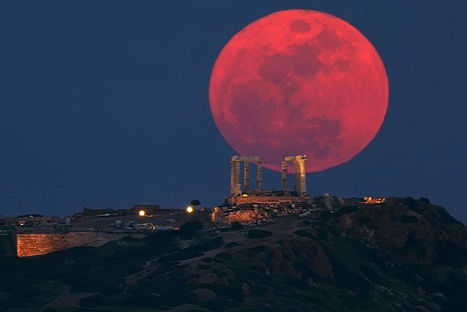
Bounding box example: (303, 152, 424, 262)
(186, 206, 194, 214)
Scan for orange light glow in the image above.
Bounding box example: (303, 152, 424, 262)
(138, 210, 146, 217)
(186, 206, 194, 214)
(362, 197, 386, 204)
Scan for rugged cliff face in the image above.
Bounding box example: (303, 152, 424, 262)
(326, 198, 466, 266)
(0, 198, 465, 312)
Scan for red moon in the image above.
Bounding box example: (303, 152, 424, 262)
(209, 10, 388, 173)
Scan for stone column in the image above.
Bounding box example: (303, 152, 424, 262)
(256, 160, 262, 191)
(234, 160, 241, 195)
(230, 156, 241, 195)
(243, 160, 250, 193)
(281, 160, 289, 194)
(294, 155, 307, 196)
(230, 158, 236, 195)
(293, 160, 300, 195)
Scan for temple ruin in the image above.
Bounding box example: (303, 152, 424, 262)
(226, 154, 311, 206)
(281, 155, 307, 196)
(230, 155, 263, 196)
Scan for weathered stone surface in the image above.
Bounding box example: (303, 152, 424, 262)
(16, 232, 128, 257)
(242, 237, 332, 280)
(327, 199, 466, 265)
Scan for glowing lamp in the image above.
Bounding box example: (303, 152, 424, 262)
(186, 206, 194, 214)
(138, 210, 146, 217)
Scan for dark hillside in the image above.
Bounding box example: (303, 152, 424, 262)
(0, 198, 465, 312)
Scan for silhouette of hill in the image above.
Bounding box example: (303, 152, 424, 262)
(1, 197, 465, 312)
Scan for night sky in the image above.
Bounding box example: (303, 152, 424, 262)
(0, 1, 465, 222)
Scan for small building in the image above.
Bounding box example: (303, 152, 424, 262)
(226, 155, 312, 207)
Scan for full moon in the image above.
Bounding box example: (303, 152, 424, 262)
(209, 10, 388, 172)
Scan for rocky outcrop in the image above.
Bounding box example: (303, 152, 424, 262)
(225, 208, 271, 224)
(2, 197, 465, 312)
(235, 237, 332, 279)
(326, 198, 466, 266)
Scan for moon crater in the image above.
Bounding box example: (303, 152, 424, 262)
(209, 10, 389, 172)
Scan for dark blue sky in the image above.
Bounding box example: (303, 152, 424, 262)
(0, 1, 465, 222)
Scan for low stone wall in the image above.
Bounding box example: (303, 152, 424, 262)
(212, 203, 315, 225)
(213, 208, 271, 225)
(234, 195, 309, 205)
(16, 232, 130, 257)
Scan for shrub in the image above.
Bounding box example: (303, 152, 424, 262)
(317, 227, 329, 240)
(179, 220, 204, 237)
(402, 197, 417, 207)
(231, 221, 243, 231)
(197, 236, 223, 251)
(419, 197, 430, 204)
(320, 211, 331, 221)
(332, 206, 358, 218)
(247, 229, 272, 239)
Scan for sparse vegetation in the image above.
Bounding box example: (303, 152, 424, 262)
(179, 219, 204, 237)
(0, 198, 465, 312)
(247, 229, 272, 238)
(420, 197, 430, 204)
(230, 221, 243, 230)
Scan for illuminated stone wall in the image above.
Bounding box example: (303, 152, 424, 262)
(234, 195, 308, 205)
(225, 209, 270, 224)
(16, 232, 128, 257)
(212, 207, 271, 225)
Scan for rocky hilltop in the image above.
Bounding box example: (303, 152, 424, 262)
(0, 197, 465, 312)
